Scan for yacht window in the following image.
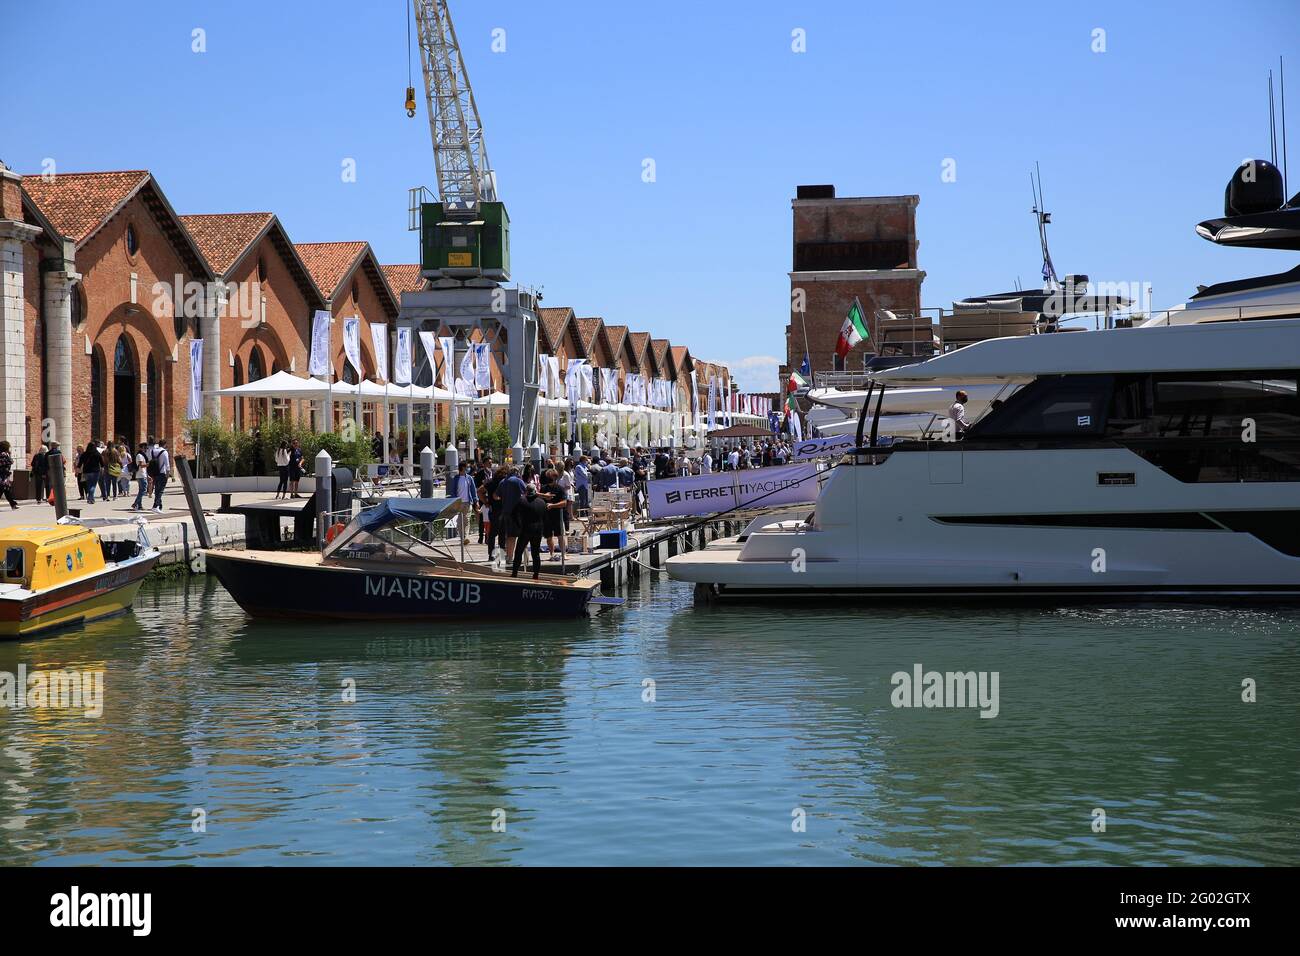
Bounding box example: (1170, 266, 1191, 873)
(1153, 375, 1299, 439)
(969, 375, 1111, 438)
(3, 547, 24, 578)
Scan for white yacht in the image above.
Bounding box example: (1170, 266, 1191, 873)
(669, 162, 1300, 604)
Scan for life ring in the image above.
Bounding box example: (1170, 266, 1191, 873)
(325, 522, 346, 544)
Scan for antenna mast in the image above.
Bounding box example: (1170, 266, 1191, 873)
(1030, 163, 1058, 290)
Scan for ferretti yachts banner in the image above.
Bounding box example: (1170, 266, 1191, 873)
(342, 317, 362, 378)
(187, 338, 204, 420)
(308, 310, 331, 377)
(393, 328, 412, 386)
(789, 434, 857, 460)
(647, 463, 820, 520)
(439, 336, 455, 392)
(370, 323, 389, 381)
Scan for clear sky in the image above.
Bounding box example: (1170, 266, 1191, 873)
(4, 0, 1298, 391)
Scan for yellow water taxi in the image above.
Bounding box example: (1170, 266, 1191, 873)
(0, 523, 159, 639)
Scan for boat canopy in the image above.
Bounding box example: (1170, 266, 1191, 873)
(355, 497, 466, 533)
(870, 317, 1300, 385)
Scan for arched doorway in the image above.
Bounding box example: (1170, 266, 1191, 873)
(247, 348, 266, 426)
(113, 335, 138, 444)
(90, 347, 106, 442)
(146, 354, 159, 440)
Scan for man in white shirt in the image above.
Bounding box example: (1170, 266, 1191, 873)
(948, 390, 971, 437)
(727, 448, 740, 471)
(700, 450, 712, 474)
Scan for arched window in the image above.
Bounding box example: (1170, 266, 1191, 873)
(70, 283, 84, 329)
(146, 354, 159, 440)
(341, 361, 358, 385)
(125, 224, 139, 256)
(258, 257, 268, 283)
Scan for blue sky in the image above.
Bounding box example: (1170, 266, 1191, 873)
(4, 0, 1298, 391)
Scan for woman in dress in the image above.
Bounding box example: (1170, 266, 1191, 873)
(274, 441, 290, 499)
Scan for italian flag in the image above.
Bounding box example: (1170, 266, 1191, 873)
(787, 369, 807, 393)
(835, 297, 869, 358)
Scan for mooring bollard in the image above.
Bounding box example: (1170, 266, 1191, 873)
(46, 444, 69, 519)
(420, 446, 435, 498)
(315, 449, 332, 547)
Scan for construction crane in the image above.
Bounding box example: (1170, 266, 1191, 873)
(398, 0, 537, 462)
(405, 0, 509, 284)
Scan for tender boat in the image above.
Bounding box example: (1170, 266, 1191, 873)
(0, 522, 159, 638)
(204, 497, 618, 621)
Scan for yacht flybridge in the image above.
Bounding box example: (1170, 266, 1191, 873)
(669, 161, 1300, 604)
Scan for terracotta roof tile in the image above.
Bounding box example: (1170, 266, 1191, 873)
(538, 306, 573, 353)
(574, 317, 604, 357)
(381, 263, 426, 295)
(294, 241, 367, 298)
(21, 170, 150, 244)
(178, 212, 274, 276)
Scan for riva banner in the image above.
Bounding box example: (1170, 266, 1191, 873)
(789, 435, 857, 460)
(647, 463, 820, 520)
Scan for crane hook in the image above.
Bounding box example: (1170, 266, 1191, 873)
(405, 86, 416, 118)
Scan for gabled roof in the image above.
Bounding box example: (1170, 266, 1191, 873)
(538, 306, 575, 354)
(381, 263, 426, 295)
(671, 344, 694, 377)
(23, 170, 213, 279)
(651, 338, 674, 380)
(628, 332, 653, 375)
(295, 241, 398, 318)
(180, 212, 324, 310)
(603, 324, 630, 365)
(22, 170, 149, 244)
(179, 212, 273, 274)
(574, 317, 607, 362)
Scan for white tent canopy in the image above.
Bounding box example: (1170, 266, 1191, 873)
(211, 370, 331, 400)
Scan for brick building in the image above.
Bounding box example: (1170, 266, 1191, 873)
(0, 160, 727, 470)
(784, 185, 925, 385)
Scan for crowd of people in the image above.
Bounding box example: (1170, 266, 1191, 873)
(18, 438, 173, 512)
(426, 436, 801, 580)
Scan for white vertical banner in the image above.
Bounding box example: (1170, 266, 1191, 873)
(308, 310, 331, 377)
(538, 353, 551, 397)
(459, 345, 476, 392)
(438, 336, 455, 392)
(343, 316, 362, 377)
(370, 322, 389, 382)
(475, 342, 492, 391)
(547, 355, 561, 399)
(187, 339, 204, 420)
(707, 376, 718, 429)
(394, 327, 412, 385)
(418, 331, 439, 384)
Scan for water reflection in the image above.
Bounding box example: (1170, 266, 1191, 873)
(0, 574, 1296, 865)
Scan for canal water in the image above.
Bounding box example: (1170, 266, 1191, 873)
(1, 574, 1296, 865)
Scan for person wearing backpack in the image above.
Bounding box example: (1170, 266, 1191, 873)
(149, 439, 171, 513)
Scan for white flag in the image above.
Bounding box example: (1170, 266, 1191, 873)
(547, 355, 561, 399)
(187, 338, 204, 420)
(308, 310, 331, 377)
(439, 336, 455, 392)
(370, 323, 389, 382)
(343, 316, 362, 378)
(538, 353, 551, 397)
(475, 342, 492, 391)
(418, 330, 439, 386)
(394, 328, 412, 385)
(459, 345, 476, 393)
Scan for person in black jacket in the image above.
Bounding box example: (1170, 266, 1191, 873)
(80, 441, 104, 505)
(29, 444, 48, 502)
(0, 441, 19, 510)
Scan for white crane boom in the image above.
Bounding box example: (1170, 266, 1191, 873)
(412, 0, 497, 210)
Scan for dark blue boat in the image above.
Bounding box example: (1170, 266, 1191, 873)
(204, 498, 610, 621)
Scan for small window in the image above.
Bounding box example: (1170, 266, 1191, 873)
(125, 224, 139, 256)
(3, 547, 24, 578)
(352, 280, 360, 303)
(258, 256, 268, 283)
